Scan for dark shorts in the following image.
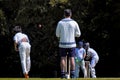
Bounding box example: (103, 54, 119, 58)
(59, 48, 75, 57)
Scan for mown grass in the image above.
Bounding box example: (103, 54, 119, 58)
(0, 78, 120, 80)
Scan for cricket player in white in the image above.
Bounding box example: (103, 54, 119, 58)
(75, 41, 87, 78)
(13, 26, 31, 78)
(85, 42, 99, 78)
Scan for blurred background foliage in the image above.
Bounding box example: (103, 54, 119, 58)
(0, 0, 120, 78)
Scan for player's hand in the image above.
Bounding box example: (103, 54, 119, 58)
(75, 57, 79, 63)
(75, 59, 79, 63)
(15, 47, 19, 52)
(75, 57, 84, 63)
(85, 55, 91, 60)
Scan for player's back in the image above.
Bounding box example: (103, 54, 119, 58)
(59, 18, 77, 42)
(14, 32, 29, 45)
(87, 48, 99, 58)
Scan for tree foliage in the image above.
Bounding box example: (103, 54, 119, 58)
(0, 9, 7, 36)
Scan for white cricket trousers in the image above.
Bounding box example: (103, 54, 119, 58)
(19, 42, 31, 74)
(90, 56, 99, 78)
(75, 60, 87, 78)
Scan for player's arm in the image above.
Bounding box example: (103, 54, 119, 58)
(75, 22, 81, 37)
(74, 48, 79, 62)
(14, 41, 18, 52)
(83, 49, 86, 59)
(13, 36, 19, 52)
(56, 23, 61, 40)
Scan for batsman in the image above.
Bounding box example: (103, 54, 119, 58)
(84, 42, 99, 78)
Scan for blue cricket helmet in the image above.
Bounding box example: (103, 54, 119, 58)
(78, 41, 83, 47)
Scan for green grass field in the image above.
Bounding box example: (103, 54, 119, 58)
(0, 78, 120, 80)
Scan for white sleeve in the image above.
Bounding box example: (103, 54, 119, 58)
(75, 22, 81, 37)
(56, 22, 61, 38)
(13, 35, 18, 43)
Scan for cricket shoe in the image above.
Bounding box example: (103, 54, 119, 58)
(61, 73, 66, 79)
(24, 73, 29, 79)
